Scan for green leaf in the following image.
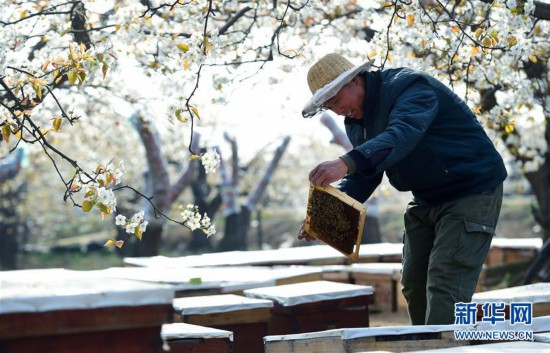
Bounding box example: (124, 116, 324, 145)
(78, 72, 86, 84)
(96, 202, 110, 214)
(189, 277, 202, 285)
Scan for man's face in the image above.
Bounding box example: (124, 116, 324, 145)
(323, 76, 365, 119)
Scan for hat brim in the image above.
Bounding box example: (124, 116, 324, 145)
(302, 59, 374, 118)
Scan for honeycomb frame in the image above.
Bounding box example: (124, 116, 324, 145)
(304, 184, 366, 261)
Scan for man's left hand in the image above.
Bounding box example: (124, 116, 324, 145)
(309, 158, 348, 187)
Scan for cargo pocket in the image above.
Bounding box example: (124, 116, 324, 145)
(454, 220, 494, 268)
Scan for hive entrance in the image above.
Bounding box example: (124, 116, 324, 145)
(305, 184, 366, 260)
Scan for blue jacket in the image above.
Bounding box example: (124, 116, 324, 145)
(339, 68, 507, 205)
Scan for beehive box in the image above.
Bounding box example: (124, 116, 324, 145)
(0, 269, 174, 353)
(244, 280, 373, 335)
(264, 325, 467, 353)
(473, 283, 550, 319)
(161, 323, 233, 353)
(305, 184, 366, 261)
(485, 237, 541, 266)
(172, 294, 273, 353)
(350, 263, 407, 313)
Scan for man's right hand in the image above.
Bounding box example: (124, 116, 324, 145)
(297, 218, 315, 241)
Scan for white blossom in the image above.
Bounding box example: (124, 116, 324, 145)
(201, 150, 221, 174)
(115, 214, 126, 226)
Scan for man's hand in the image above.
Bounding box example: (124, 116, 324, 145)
(297, 218, 315, 241)
(309, 158, 348, 187)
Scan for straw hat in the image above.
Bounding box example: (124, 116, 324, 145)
(302, 53, 374, 118)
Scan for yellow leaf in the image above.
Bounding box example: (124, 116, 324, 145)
(470, 46, 481, 57)
(135, 227, 143, 241)
(115, 24, 121, 31)
(177, 43, 190, 52)
(175, 109, 186, 123)
(33, 78, 47, 86)
(529, 55, 538, 63)
(20, 10, 27, 19)
(506, 36, 517, 48)
(115, 240, 124, 248)
(189, 104, 201, 120)
(33, 83, 42, 100)
(451, 26, 460, 33)
(504, 124, 514, 134)
(189, 154, 200, 161)
(482, 37, 492, 47)
(421, 39, 428, 48)
(406, 13, 415, 27)
(102, 63, 108, 79)
(68, 71, 77, 85)
(183, 59, 190, 70)
(2, 125, 11, 143)
(52, 117, 62, 132)
(41, 60, 50, 71)
(103, 239, 116, 247)
(203, 36, 211, 55)
(474, 28, 484, 39)
(368, 50, 377, 59)
(82, 200, 93, 212)
(387, 52, 393, 64)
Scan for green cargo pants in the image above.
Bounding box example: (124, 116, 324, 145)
(401, 184, 503, 325)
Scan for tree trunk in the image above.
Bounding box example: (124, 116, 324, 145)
(129, 221, 164, 257)
(0, 223, 18, 270)
(361, 197, 381, 243)
(524, 162, 550, 242)
(217, 207, 251, 251)
(188, 229, 213, 253)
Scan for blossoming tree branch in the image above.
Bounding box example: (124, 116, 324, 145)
(0, 0, 301, 248)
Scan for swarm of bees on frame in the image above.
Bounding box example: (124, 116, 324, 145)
(307, 188, 360, 255)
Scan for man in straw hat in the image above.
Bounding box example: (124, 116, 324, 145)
(298, 53, 507, 325)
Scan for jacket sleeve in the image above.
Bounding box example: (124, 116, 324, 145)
(349, 79, 439, 176)
(338, 171, 383, 203)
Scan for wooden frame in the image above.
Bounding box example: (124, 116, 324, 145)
(304, 184, 366, 261)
